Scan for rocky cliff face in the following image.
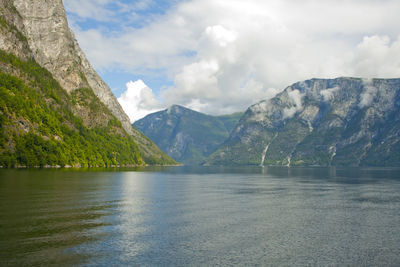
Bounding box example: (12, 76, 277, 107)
(8, 0, 133, 135)
(0, 0, 31, 60)
(207, 78, 400, 166)
(134, 105, 242, 165)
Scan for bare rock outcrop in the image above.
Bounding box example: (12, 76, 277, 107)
(12, 0, 133, 135)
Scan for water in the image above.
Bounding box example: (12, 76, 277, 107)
(0, 166, 399, 266)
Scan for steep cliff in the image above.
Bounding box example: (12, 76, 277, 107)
(207, 78, 400, 167)
(0, 0, 176, 167)
(12, 0, 134, 134)
(134, 105, 243, 165)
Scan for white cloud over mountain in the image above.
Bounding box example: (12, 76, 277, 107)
(65, 0, 400, 121)
(117, 80, 161, 122)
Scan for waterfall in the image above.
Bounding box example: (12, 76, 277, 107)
(260, 144, 270, 166)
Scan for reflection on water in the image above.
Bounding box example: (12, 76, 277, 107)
(0, 167, 400, 266)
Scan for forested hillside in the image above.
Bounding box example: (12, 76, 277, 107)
(0, 0, 176, 167)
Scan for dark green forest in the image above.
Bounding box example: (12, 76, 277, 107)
(0, 50, 151, 167)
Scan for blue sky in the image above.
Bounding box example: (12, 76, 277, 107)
(64, 0, 400, 122)
(65, 0, 180, 98)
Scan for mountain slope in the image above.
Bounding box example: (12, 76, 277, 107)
(12, 0, 134, 134)
(134, 105, 243, 165)
(217, 112, 244, 133)
(0, 0, 176, 167)
(207, 77, 400, 167)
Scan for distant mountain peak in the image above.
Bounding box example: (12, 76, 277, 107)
(134, 106, 244, 165)
(167, 104, 201, 114)
(167, 104, 186, 113)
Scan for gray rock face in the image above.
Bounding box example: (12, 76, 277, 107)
(11, 0, 133, 135)
(207, 78, 400, 166)
(0, 0, 32, 60)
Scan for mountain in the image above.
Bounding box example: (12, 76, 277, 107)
(0, 0, 176, 167)
(134, 105, 243, 165)
(207, 77, 400, 167)
(217, 112, 245, 133)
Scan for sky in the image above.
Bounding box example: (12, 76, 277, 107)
(64, 0, 400, 122)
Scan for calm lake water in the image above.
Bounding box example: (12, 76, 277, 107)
(0, 166, 399, 266)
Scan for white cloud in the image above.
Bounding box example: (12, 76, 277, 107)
(352, 35, 400, 78)
(70, 15, 196, 75)
(359, 78, 378, 108)
(117, 80, 162, 122)
(67, 0, 400, 118)
(64, 0, 115, 21)
(320, 86, 340, 102)
(283, 89, 305, 119)
(205, 25, 237, 47)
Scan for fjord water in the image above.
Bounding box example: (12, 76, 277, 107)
(0, 167, 399, 266)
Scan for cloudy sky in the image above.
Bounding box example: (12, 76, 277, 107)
(64, 0, 400, 122)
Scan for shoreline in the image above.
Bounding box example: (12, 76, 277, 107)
(0, 163, 182, 169)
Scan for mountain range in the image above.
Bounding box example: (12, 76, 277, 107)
(209, 77, 400, 166)
(134, 105, 242, 165)
(138, 78, 400, 167)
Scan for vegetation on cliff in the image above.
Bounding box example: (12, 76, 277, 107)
(0, 50, 176, 167)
